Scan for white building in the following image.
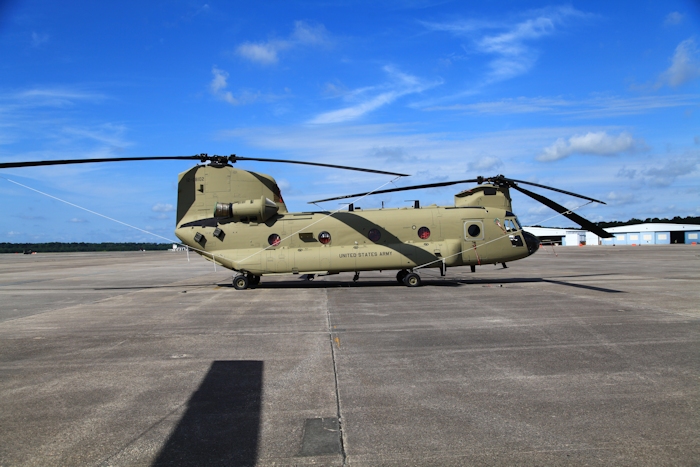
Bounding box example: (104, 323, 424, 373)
(524, 223, 700, 246)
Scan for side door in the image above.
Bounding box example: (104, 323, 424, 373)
(462, 220, 487, 264)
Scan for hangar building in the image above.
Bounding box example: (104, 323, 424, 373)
(524, 223, 700, 246)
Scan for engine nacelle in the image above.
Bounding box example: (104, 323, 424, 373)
(214, 196, 279, 222)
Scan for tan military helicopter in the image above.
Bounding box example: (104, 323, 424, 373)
(1, 154, 611, 289)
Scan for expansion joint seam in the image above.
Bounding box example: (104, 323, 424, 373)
(325, 289, 347, 465)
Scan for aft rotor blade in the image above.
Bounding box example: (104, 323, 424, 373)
(310, 178, 479, 203)
(504, 177, 606, 204)
(512, 184, 613, 238)
(231, 156, 408, 177)
(0, 154, 408, 177)
(0, 155, 204, 169)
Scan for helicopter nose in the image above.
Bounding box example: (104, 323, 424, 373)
(523, 231, 540, 256)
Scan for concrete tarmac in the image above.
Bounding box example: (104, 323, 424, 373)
(0, 246, 698, 466)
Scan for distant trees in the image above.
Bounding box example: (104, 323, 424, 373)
(0, 243, 173, 254)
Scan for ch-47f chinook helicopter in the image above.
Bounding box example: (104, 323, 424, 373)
(1, 154, 612, 289)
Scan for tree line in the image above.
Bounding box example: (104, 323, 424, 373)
(0, 243, 174, 254)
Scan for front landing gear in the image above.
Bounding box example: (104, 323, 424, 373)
(397, 269, 422, 287)
(396, 269, 409, 283)
(403, 272, 422, 287)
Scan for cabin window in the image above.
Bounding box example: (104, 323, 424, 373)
(268, 233, 281, 246)
(417, 227, 430, 240)
(368, 229, 381, 242)
(318, 231, 331, 244)
(467, 224, 481, 237)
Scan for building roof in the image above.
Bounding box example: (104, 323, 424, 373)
(604, 223, 700, 233)
(524, 223, 700, 237)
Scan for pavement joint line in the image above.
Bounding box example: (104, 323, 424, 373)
(96, 402, 187, 466)
(324, 288, 347, 465)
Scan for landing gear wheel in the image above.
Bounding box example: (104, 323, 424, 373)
(403, 272, 422, 287)
(233, 275, 250, 290)
(396, 269, 409, 283)
(247, 274, 260, 286)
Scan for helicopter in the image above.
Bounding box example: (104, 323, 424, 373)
(0, 154, 612, 289)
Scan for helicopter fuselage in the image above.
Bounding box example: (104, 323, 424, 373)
(171, 164, 540, 285)
(175, 204, 539, 276)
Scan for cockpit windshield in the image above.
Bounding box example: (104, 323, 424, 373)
(505, 218, 521, 232)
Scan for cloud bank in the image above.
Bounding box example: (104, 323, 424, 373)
(308, 66, 440, 124)
(235, 21, 330, 65)
(537, 131, 642, 161)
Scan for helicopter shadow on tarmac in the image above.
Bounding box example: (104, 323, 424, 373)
(218, 276, 625, 293)
(151, 360, 263, 467)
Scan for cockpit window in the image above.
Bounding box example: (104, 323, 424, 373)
(504, 219, 518, 232)
(513, 217, 522, 230)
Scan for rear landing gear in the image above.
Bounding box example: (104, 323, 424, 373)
(233, 274, 259, 290)
(233, 274, 249, 290)
(352, 272, 360, 282)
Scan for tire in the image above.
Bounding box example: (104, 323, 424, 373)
(396, 269, 408, 283)
(403, 272, 421, 287)
(233, 275, 249, 290)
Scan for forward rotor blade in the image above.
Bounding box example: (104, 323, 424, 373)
(0, 155, 203, 169)
(504, 177, 606, 204)
(231, 156, 408, 177)
(309, 178, 479, 203)
(512, 184, 613, 238)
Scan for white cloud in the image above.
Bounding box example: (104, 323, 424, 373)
(61, 124, 129, 148)
(659, 38, 700, 88)
(236, 42, 281, 65)
(468, 156, 503, 172)
(0, 88, 106, 111)
(235, 21, 329, 65)
(152, 203, 175, 212)
(664, 11, 683, 26)
(425, 6, 587, 84)
(31, 32, 49, 48)
(477, 15, 556, 55)
(308, 66, 440, 124)
(537, 131, 642, 162)
(69, 217, 87, 223)
(606, 191, 635, 206)
(209, 66, 259, 105)
(424, 94, 700, 117)
(641, 157, 698, 187)
(291, 20, 329, 45)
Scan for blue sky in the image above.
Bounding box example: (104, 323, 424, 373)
(1, 0, 699, 243)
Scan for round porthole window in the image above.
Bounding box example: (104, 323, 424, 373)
(268, 233, 281, 246)
(417, 227, 430, 240)
(368, 229, 381, 242)
(468, 224, 481, 237)
(318, 231, 331, 244)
